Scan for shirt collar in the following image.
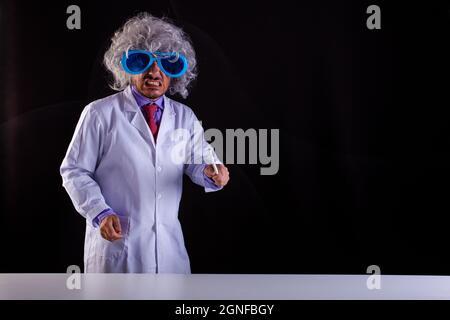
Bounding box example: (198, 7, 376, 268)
(131, 85, 165, 110)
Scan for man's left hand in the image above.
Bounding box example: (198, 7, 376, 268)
(204, 164, 230, 187)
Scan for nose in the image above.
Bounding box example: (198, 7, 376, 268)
(147, 60, 161, 74)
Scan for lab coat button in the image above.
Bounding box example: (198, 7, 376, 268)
(157, 166, 162, 172)
(157, 193, 162, 199)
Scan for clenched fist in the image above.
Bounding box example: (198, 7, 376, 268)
(100, 214, 123, 242)
(204, 163, 230, 187)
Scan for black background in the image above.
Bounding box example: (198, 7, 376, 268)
(1, 0, 450, 274)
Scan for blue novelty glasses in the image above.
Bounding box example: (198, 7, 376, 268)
(121, 50, 188, 78)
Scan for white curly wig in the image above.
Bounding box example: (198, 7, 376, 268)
(103, 12, 197, 98)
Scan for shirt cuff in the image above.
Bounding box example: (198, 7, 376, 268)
(92, 208, 114, 228)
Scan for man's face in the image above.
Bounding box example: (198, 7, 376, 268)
(132, 60, 171, 99)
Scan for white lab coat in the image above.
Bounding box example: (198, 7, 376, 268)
(60, 85, 221, 273)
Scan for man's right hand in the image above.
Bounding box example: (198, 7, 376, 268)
(100, 214, 123, 242)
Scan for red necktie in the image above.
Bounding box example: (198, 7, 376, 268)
(143, 103, 159, 141)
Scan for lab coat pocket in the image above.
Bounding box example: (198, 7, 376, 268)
(96, 215, 130, 260)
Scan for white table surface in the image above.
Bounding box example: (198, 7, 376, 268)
(1, 274, 449, 300)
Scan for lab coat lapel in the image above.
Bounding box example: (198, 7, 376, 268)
(122, 86, 156, 149)
(157, 97, 176, 148)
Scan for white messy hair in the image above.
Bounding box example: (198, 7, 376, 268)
(103, 12, 197, 98)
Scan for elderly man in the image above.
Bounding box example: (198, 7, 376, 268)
(60, 13, 229, 273)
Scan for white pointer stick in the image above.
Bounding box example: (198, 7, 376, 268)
(209, 148, 219, 175)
